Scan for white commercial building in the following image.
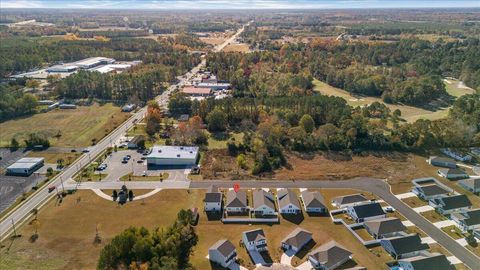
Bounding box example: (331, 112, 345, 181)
(146, 145, 199, 166)
(6, 157, 44, 176)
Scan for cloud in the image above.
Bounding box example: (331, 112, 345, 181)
(1, 0, 43, 8)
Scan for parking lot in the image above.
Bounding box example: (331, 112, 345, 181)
(96, 150, 189, 182)
(0, 173, 46, 213)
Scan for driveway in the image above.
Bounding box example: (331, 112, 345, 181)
(412, 205, 434, 213)
(433, 220, 456, 228)
(280, 251, 294, 266)
(189, 178, 480, 269)
(296, 261, 313, 270)
(248, 250, 266, 266)
(395, 192, 416, 199)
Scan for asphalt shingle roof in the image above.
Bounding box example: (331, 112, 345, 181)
(332, 194, 368, 206)
(278, 189, 301, 209)
(209, 239, 236, 257)
(350, 202, 385, 219)
(309, 240, 352, 269)
(253, 189, 275, 210)
(451, 209, 480, 226)
(399, 252, 455, 270)
(417, 184, 450, 196)
(204, 192, 222, 203)
(364, 217, 406, 236)
(243, 229, 266, 242)
(433, 194, 471, 210)
(301, 191, 326, 209)
(382, 234, 429, 255)
(226, 190, 247, 208)
(281, 228, 312, 249)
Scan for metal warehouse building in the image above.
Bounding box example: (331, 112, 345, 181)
(147, 146, 199, 167)
(6, 157, 45, 176)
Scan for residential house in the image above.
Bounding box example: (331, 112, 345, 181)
(208, 239, 237, 268)
(398, 252, 455, 270)
(412, 184, 450, 201)
(301, 190, 327, 213)
(346, 202, 386, 223)
(281, 228, 313, 253)
(441, 148, 472, 162)
(252, 189, 276, 216)
(458, 178, 480, 193)
(308, 240, 352, 270)
(364, 217, 406, 239)
(331, 194, 368, 208)
(429, 194, 472, 215)
(277, 189, 302, 214)
(380, 234, 429, 259)
(225, 190, 248, 213)
(242, 229, 267, 252)
(451, 209, 480, 232)
(204, 186, 223, 212)
(427, 156, 457, 168)
(437, 168, 469, 180)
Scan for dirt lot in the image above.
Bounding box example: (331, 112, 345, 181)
(0, 188, 392, 270)
(222, 43, 250, 52)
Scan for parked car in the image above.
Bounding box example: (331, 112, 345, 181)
(122, 159, 128, 164)
(126, 155, 131, 160)
(137, 159, 144, 163)
(48, 186, 56, 193)
(82, 148, 90, 153)
(97, 164, 107, 171)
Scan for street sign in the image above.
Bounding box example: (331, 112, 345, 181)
(233, 183, 240, 192)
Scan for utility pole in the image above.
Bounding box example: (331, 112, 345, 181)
(11, 218, 17, 237)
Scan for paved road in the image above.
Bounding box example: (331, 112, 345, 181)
(0, 23, 249, 242)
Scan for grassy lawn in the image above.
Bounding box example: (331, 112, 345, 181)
(353, 228, 374, 241)
(401, 196, 427, 208)
(443, 78, 476, 98)
(0, 103, 129, 148)
(421, 210, 446, 223)
(26, 152, 81, 165)
(207, 132, 244, 150)
(0, 188, 392, 270)
(441, 225, 465, 240)
(119, 173, 169, 181)
(312, 79, 472, 123)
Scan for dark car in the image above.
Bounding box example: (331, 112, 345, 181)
(48, 186, 56, 193)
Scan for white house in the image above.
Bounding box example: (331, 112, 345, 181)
(301, 190, 327, 213)
(252, 189, 276, 216)
(429, 194, 472, 215)
(398, 252, 455, 270)
(380, 234, 429, 260)
(441, 148, 472, 162)
(346, 202, 386, 223)
(242, 229, 267, 252)
(437, 168, 469, 180)
(204, 190, 223, 212)
(208, 239, 237, 268)
(451, 209, 480, 232)
(277, 189, 301, 214)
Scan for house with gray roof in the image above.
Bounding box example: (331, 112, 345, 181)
(398, 252, 455, 270)
(242, 228, 267, 252)
(301, 191, 327, 213)
(428, 156, 457, 168)
(308, 240, 352, 270)
(331, 194, 368, 208)
(429, 194, 472, 215)
(458, 178, 480, 193)
(380, 234, 429, 259)
(204, 190, 223, 212)
(438, 168, 469, 180)
(347, 202, 386, 222)
(252, 189, 276, 216)
(412, 184, 450, 200)
(277, 189, 301, 214)
(364, 217, 406, 239)
(451, 209, 480, 232)
(208, 239, 237, 268)
(281, 228, 313, 253)
(225, 190, 248, 213)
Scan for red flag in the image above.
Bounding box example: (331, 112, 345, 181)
(233, 183, 240, 193)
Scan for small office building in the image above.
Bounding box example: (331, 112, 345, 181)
(6, 157, 45, 176)
(146, 145, 199, 166)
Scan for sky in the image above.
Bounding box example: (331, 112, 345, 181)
(1, 0, 480, 9)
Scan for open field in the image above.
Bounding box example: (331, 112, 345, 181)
(313, 79, 475, 123)
(207, 132, 244, 150)
(0, 188, 393, 270)
(0, 103, 130, 148)
(26, 152, 81, 165)
(222, 43, 250, 52)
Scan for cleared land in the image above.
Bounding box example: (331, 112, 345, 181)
(0, 188, 392, 270)
(313, 78, 475, 123)
(222, 43, 250, 52)
(0, 103, 129, 148)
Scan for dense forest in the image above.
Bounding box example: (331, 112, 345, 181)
(97, 209, 198, 270)
(0, 37, 200, 78)
(208, 37, 479, 106)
